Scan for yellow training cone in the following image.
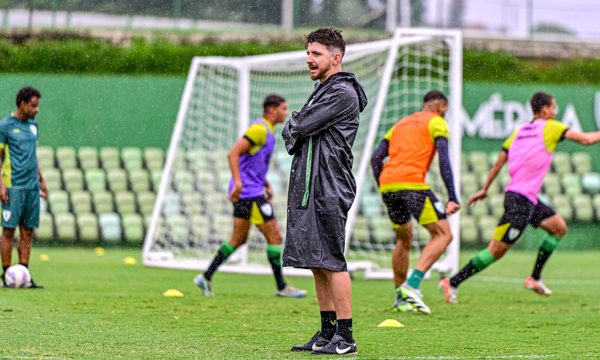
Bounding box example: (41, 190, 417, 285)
(39, 254, 50, 262)
(163, 289, 184, 297)
(377, 319, 404, 328)
(94, 247, 105, 256)
(123, 256, 137, 265)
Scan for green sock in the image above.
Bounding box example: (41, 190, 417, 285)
(266, 244, 286, 291)
(204, 242, 236, 280)
(406, 269, 425, 289)
(472, 249, 495, 270)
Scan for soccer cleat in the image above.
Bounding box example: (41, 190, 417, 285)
(524, 276, 552, 296)
(392, 290, 415, 313)
(26, 279, 44, 289)
(312, 334, 357, 355)
(438, 278, 458, 304)
(1, 274, 6, 288)
(276, 285, 307, 298)
(399, 285, 431, 314)
(290, 331, 330, 352)
(193, 274, 214, 296)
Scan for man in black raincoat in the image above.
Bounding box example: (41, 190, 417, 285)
(282, 28, 367, 356)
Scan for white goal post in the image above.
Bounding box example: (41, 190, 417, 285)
(142, 28, 463, 279)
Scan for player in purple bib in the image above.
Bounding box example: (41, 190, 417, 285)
(194, 95, 306, 298)
(440, 92, 600, 303)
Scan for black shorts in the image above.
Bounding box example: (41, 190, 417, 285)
(494, 191, 556, 244)
(382, 190, 447, 227)
(232, 196, 275, 225)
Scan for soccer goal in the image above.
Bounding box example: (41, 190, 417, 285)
(142, 28, 463, 279)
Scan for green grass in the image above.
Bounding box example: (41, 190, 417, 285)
(1, 248, 599, 359)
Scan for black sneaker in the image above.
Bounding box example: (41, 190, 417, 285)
(1, 274, 6, 288)
(27, 279, 44, 289)
(290, 331, 330, 352)
(312, 334, 357, 355)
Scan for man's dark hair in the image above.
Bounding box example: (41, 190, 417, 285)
(263, 94, 286, 113)
(530, 92, 554, 113)
(305, 28, 345, 56)
(423, 90, 448, 104)
(16, 86, 41, 107)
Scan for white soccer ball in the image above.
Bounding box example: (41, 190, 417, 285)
(4, 264, 31, 288)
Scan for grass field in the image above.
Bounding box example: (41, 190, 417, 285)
(1, 248, 599, 359)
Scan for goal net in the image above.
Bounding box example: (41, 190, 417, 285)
(142, 28, 463, 278)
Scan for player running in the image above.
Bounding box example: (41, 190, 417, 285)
(440, 92, 600, 304)
(371, 90, 460, 314)
(194, 95, 306, 298)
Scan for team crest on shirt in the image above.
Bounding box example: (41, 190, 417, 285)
(508, 228, 521, 241)
(433, 201, 444, 213)
(260, 203, 273, 217)
(2, 210, 11, 222)
(29, 125, 38, 137)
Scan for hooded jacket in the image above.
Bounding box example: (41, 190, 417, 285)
(282, 72, 368, 271)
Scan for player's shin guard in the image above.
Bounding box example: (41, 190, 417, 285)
(450, 249, 495, 288)
(204, 242, 236, 281)
(266, 244, 286, 291)
(531, 235, 561, 280)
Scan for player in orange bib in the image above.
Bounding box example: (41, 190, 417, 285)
(371, 90, 460, 314)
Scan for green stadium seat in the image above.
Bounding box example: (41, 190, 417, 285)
(561, 173, 582, 196)
(174, 170, 195, 192)
(71, 191, 92, 215)
(43, 168, 62, 192)
(552, 152, 571, 174)
(488, 194, 504, 218)
(196, 172, 216, 192)
(55, 213, 76, 243)
(361, 193, 383, 217)
(122, 147, 143, 171)
(551, 195, 573, 221)
(107, 168, 128, 192)
(572, 152, 593, 174)
(137, 191, 156, 216)
(100, 147, 120, 170)
(115, 191, 136, 215)
(461, 173, 479, 196)
(163, 192, 181, 215)
(144, 147, 165, 170)
(48, 190, 69, 214)
(150, 169, 162, 191)
(478, 215, 498, 240)
(77, 213, 99, 243)
(572, 194, 594, 222)
(543, 173, 562, 197)
(85, 169, 106, 193)
(468, 151, 488, 175)
(122, 213, 144, 244)
(93, 191, 114, 214)
(56, 146, 77, 169)
(190, 215, 210, 239)
(129, 168, 150, 193)
(36, 213, 54, 242)
(582, 173, 600, 194)
(99, 213, 121, 243)
(460, 216, 479, 244)
(37, 146, 54, 170)
(78, 147, 99, 170)
(369, 217, 393, 244)
(212, 214, 230, 242)
(468, 201, 488, 219)
(63, 168, 84, 192)
(166, 214, 189, 241)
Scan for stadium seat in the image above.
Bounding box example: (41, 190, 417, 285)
(181, 194, 203, 215)
(37, 146, 55, 170)
(71, 191, 92, 214)
(43, 168, 62, 191)
(477, 216, 497, 240)
(166, 214, 189, 241)
(107, 168, 128, 192)
(352, 216, 370, 244)
(100, 147, 120, 170)
(190, 215, 210, 239)
(488, 194, 505, 218)
(115, 191, 136, 215)
(137, 191, 156, 216)
(55, 213, 76, 243)
(122, 213, 144, 244)
(85, 169, 106, 193)
(582, 172, 600, 194)
(543, 173, 562, 197)
(174, 170, 195, 193)
(468, 151, 488, 175)
(369, 217, 393, 244)
(129, 168, 150, 193)
(551, 195, 573, 221)
(78, 147, 99, 170)
(162, 192, 181, 215)
(48, 190, 70, 214)
(561, 173, 582, 196)
(36, 213, 54, 242)
(211, 214, 230, 242)
(196, 172, 216, 192)
(572, 152, 593, 174)
(77, 213, 99, 243)
(99, 213, 121, 243)
(216, 171, 231, 192)
(150, 169, 162, 191)
(56, 146, 77, 169)
(468, 201, 488, 219)
(552, 152, 572, 174)
(122, 147, 143, 171)
(572, 194, 594, 222)
(361, 193, 383, 217)
(144, 147, 164, 170)
(460, 216, 479, 244)
(461, 173, 479, 196)
(63, 168, 84, 192)
(93, 191, 114, 214)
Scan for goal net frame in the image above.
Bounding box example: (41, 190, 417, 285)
(142, 28, 463, 278)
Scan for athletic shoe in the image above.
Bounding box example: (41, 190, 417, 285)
(524, 276, 552, 296)
(290, 331, 330, 352)
(438, 278, 458, 304)
(1, 274, 6, 288)
(276, 285, 307, 298)
(399, 284, 431, 314)
(193, 274, 213, 296)
(27, 279, 44, 289)
(312, 334, 357, 355)
(392, 290, 415, 313)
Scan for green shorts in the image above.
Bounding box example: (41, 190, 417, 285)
(1, 188, 40, 229)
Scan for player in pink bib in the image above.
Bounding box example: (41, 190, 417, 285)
(440, 92, 600, 304)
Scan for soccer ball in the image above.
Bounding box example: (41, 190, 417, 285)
(4, 264, 31, 288)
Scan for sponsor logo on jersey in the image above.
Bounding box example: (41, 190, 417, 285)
(260, 203, 273, 217)
(2, 210, 11, 222)
(29, 125, 38, 137)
